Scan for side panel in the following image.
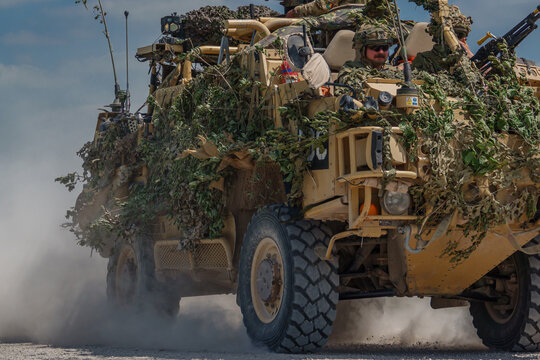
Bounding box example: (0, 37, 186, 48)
(302, 133, 338, 206)
(405, 224, 540, 295)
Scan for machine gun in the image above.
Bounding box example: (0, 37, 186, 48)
(472, 5, 540, 70)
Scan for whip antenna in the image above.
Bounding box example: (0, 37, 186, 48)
(391, 0, 412, 86)
(97, 0, 120, 96)
(125, 10, 130, 113)
(387, 0, 419, 114)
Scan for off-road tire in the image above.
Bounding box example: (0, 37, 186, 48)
(106, 232, 180, 317)
(238, 204, 339, 353)
(470, 243, 540, 351)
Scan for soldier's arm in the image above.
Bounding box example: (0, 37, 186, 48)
(411, 52, 437, 73)
(294, 0, 337, 17)
(459, 39, 474, 59)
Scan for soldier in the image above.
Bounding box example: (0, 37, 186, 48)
(286, 0, 367, 18)
(336, 24, 399, 94)
(412, 5, 474, 73)
(343, 23, 396, 70)
(449, 5, 474, 58)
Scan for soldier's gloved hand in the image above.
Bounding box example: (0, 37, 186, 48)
(339, 95, 358, 113)
(286, 9, 296, 18)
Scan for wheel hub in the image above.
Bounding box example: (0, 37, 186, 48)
(115, 245, 137, 305)
(250, 237, 285, 323)
(485, 258, 519, 324)
(256, 257, 282, 303)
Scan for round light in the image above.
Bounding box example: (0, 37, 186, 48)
(170, 23, 179, 32)
(382, 191, 411, 215)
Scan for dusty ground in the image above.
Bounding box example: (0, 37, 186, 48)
(0, 272, 535, 360)
(1, 295, 539, 359)
(0, 294, 517, 360)
(1, 342, 539, 360)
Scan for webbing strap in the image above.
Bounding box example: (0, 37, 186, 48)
(505, 224, 540, 255)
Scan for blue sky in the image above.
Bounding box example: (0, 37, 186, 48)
(0, 0, 539, 251)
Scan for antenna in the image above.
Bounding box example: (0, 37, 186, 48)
(125, 10, 130, 113)
(388, 0, 419, 114)
(392, 0, 412, 86)
(97, 0, 120, 96)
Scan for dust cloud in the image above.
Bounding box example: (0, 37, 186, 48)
(0, 157, 253, 352)
(330, 298, 484, 349)
(0, 251, 252, 352)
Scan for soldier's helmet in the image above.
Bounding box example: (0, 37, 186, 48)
(353, 23, 396, 50)
(449, 5, 473, 39)
(281, 0, 303, 9)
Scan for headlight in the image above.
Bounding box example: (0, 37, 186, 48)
(382, 191, 410, 215)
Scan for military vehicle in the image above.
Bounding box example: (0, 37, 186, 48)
(62, 0, 540, 353)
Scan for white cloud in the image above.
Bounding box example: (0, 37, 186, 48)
(0, 63, 60, 89)
(0, 30, 62, 46)
(0, 0, 55, 8)
(0, 51, 119, 91)
(455, 0, 534, 27)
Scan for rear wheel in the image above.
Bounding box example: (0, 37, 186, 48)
(107, 232, 181, 317)
(238, 205, 339, 353)
(470, 249, 540, 351)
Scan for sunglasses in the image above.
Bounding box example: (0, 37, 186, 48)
(367, 45, 389, 52)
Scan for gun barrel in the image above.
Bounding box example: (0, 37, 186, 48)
(502, 7, 539, 40)
(503, 7, 540, 49)
(507, 24, 537, 49)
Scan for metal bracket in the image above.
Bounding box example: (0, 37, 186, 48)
(218, 36, 231, 65)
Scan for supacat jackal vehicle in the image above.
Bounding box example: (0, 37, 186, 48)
(62, 0, 540, 353)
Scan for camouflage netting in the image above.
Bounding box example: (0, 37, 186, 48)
(311, 0, 540, 263)
(58, 47, 329, 250)
(303, 5, 396, 32)
(339, 2, 540, 262)
(405, 50, 540, 263)
(182, 5, 280, 47)
(408, 0, 439, 12)
(59, 1, 540, 264)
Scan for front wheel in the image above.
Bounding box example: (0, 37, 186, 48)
(238, 205, 339, 353)
(470, 249, 540, 351)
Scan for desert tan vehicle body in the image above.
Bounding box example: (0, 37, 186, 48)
(85, 1, 540, 354)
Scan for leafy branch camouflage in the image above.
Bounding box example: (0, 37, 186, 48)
(407, 0, 439, 12)
(181, 5, 279, 47)
(336, 32, 540, 263)
(58, 46, 331, 251)
(410, 43, 540, 263)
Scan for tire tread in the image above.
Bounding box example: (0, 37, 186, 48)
(274, 205, 339, 353)
(513, 236, 540, 351)
(471, 236, 540, 352)
(240, 204, 339, 353)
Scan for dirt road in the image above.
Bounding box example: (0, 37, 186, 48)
(0, 294, 517, 359)
(0, 279, 533, 360)
(1, 342, 539, 360)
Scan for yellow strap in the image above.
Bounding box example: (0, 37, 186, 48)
(477, 32, 496, 46)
